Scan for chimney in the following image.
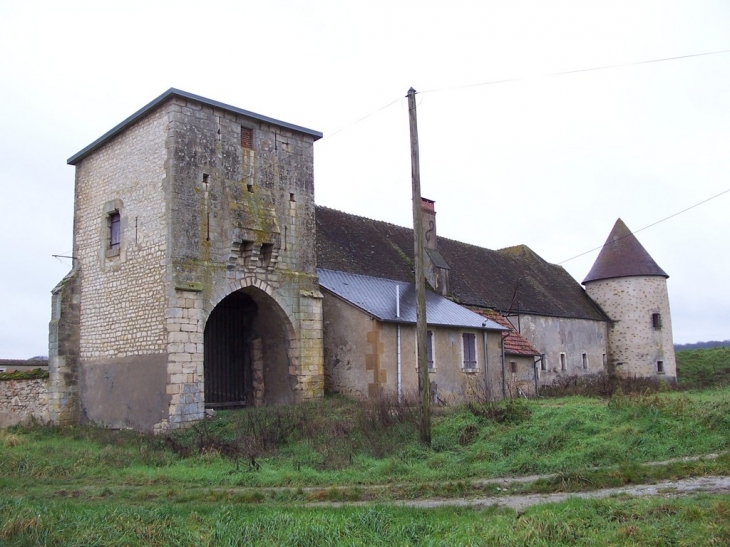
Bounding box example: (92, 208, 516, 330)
(420, 197, 451, 296)
(421, 197, 437, 250)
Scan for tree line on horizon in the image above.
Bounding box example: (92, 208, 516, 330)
(675, 340, 730, 351)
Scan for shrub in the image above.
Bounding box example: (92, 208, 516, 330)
(540, 372, 669, 399)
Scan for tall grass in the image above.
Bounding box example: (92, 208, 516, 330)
(2, 388, 729, 488)
(1, 494, 728, 546)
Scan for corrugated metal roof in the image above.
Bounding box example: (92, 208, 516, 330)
(318, 269, 506, 331)
(68, 88, 323, 165)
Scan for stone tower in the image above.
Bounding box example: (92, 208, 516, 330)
(49, 89, 325, 432)
(582, 219, 676, 380)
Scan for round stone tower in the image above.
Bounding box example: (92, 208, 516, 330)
(583, 219, 676, 381)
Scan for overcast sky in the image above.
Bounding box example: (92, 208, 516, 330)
(1, 0, 729, 358)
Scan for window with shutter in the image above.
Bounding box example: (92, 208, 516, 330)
(462, 333, 477, 370)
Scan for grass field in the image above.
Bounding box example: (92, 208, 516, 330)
(2, 389, 729, 490)
(1, 352, 729, 545)
(2, 494, 730, 546)
(676, 346, 730, 389)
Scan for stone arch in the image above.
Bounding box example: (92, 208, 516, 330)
(203, 278, 299, 407)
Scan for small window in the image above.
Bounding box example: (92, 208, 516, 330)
(582, 353, 588, 370)
(602, 353, 607, 367)
(652, 313, 662, 330)
(510, 361, 517, 374)
(109, 211, 121, 249)
(560, 353, 567, 371)
(241, 127, 253, 149)
(462, 333, 477, 370)
(540, 356, 547, 371)
(426, 330, 434, 370)
(657, 360, 665, 374)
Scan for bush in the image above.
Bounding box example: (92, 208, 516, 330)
(540, 373, 669, 399)
(0, 368, 49, 382)
(165, 394, 420, 467)
(467, 398, 531, 424)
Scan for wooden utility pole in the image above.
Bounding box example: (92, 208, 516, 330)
(407, 87, 431, 446)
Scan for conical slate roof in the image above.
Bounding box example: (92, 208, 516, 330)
(583, 219, 668, 284)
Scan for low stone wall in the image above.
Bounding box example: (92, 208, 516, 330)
(0, 378, 49, 427)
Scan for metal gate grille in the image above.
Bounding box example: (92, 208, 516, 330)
(204, 292, 256, 408)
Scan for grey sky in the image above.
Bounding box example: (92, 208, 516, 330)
(1, 0, 728, 358)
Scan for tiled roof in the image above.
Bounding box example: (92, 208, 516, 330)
(318, 269, 506, 331)
(470, 309, 541, 356)
(316, 206, 607, 321)
(583, 218, 668, 283)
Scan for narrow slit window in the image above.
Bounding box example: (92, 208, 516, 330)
(426, 330, 434, 370)
(582, 353, 588, 369)
(109, 211, 121, 249)
(510, 361, 517, 374)
(560, 353, 566, 371)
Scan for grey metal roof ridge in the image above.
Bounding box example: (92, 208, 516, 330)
(317, 268, 507, 331)
(68, 88, 323, 165)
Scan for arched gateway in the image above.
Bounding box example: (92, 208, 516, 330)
(204, 287, 296, 408)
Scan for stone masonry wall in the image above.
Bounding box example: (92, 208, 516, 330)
(159, 97, 323, 431)
(0, 379, 49, 428)
(585, 276, 676, 379)
(73, 106, 169, 359)
(514, 314, 608, 385)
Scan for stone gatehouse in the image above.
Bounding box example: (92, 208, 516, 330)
(50, 89, 324, 432)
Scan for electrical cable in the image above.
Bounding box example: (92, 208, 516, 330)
(419, 48, 730, 95)
(557, 187, 730, 265)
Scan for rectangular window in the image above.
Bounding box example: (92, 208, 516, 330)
(560, 352, 566, 371)
(426, 330, 434, 370)
(652, 313, 662, 329)
(582, 353, 588, 369)
(462, 333, 477, 370)
(541, 356, 547, 371)
(602, 353, 607, 367)
(657, 360, 665, 374)
(241, 127, 253, 149)
(510, 361, 517, 374)
(109, 211, 121, 249)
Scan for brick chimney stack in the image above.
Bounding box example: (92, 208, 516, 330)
(421, 198, 437, 250)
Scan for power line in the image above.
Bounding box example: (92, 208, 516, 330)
(253, 48, 730, 168)
(557, 187, 730, 265)
(324, 97, 402, 139)
(420, 48, 730, 95)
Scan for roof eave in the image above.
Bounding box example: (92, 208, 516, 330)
(67, 88, 323, 165)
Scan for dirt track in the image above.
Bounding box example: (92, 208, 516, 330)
(394, 475, 730, 511)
